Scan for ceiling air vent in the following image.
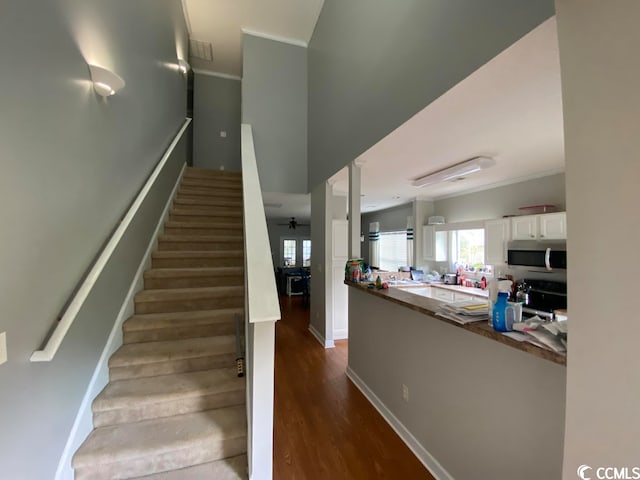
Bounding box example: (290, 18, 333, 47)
(190, 39, 213, 61)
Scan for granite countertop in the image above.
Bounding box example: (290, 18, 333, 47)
(345, 280, 566, 366)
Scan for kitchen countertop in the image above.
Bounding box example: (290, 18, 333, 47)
(345, 280, 566, 366)
(398, 281, 490, 298)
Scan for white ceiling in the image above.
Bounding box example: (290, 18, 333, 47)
(330, 18, 565, 213)
(182, 0, 325, 77)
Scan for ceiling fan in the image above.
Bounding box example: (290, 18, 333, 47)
(278, 217, 309, 230)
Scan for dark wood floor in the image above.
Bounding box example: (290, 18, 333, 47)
(273, 295, 434, 479)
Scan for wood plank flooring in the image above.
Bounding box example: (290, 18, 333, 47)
(274, 296, 434, 479)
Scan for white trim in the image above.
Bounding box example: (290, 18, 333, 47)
(54, 163, 186, 480)
(241, 124, 281, 323)
(308, 324, 335, 348)
(180, 0, 192, 34)
(241, 27, 308, 48)
(193, 68, 242, 81)
(30, 119, 192, 362)
(346, 367, 453, 480)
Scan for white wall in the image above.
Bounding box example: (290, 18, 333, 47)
(433, 173, 565, 223)
(555, 1, 640, 474)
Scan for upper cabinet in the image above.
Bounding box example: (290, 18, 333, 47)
(538, 212, 567, 240)
(484, 218, 511, 265)
(511, 212, 566, 240)
(423, 226, 447, 262)
(511, 215, 537, 240)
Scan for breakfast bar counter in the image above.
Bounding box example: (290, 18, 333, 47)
(345, 281, 566, 365)
(344, 281, 566, 480)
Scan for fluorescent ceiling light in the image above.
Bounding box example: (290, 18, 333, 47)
(411, 156, 495, 188)
(88, 64, 125, 97)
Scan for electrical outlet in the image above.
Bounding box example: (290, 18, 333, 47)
(220, 131, 227, 138)
(0, 332, 7, 365)
(402, 384, 409, 402)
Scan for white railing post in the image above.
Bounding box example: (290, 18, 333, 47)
(241, 124, 281, 480)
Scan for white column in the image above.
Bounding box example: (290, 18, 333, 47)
(348, 161, 362, 258)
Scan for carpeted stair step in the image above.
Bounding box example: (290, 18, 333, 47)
(109, 336, 236, 381)
(169, 208, 242, 223)
(144, 267, 243, 290)
(151, 251, 244, 269)
(173, 196, 243, 210)
(183, 167, 242, 180)
(130, 455, 247, 480)
(177, 186, 243, 198)
(157, 234, 243, 251)
(180, 177, 242, 189)
(163, 221, 243, 237)
(72, 406, 247, 480)
(123, 308, 242, 344)
(135, 286, 243, 314)
(92, 368, 246, 427)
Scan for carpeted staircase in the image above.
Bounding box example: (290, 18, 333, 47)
(72, 167, 248, 480)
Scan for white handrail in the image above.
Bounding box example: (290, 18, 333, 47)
(30, 118, 192, 362)
(241, 124, 281, 323)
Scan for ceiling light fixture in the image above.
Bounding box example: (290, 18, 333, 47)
(88, 64, 125, 97)
(411, 156, 495, 188)
(178, 59, 190, 74)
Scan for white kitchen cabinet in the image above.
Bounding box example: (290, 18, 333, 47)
(511, 216, 538, 240)
(423, 226, 448, 262)
(511, 213, 567, 241)
(538, 212, 567, 240)
(484, 218, 511, 265)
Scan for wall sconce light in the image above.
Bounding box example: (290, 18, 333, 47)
(411, 156, 495, 188)
(178, 59, 190, 74)
(88, 64, 125, 97)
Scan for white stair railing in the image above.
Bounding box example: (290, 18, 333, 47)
(30, 118, 192, 362)
(241, 123, 281, 480)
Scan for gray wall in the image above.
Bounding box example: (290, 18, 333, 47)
(193, 73, 241, 171)
(361, 203, 413, 266)
(242, 34, 308, 194)
(309, 183, 329, 339)
(308, 0, 555, 189)
(433, 173, 565, 223)
(0, 1, 188, 478)
(349, 289, 566, 479)
(556, 0, 640, 472)
(266, 221, 311, 268)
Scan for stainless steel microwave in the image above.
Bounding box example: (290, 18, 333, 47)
(507, 241, 567, 271)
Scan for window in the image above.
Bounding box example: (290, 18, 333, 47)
(451, 228, 486, 271)
(379, 231, 407, 271)
(302, 240, 311, 267)
(283, 239, 297, 266)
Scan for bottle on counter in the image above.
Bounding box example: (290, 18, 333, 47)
(492, 292, 510, 332)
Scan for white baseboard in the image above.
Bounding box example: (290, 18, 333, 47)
(54, 163, 186, 480)
(346, 367, 453, 480)
(308, 324, 334, 348)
